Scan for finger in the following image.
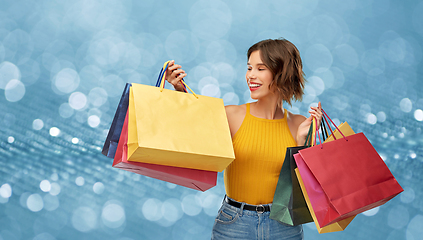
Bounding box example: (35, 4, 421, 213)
(168, 64, 182, 72)
(171, 69, 185, 77)
(176, 73, 187, 80)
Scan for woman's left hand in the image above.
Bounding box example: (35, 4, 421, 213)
(296, 102, 322, 146)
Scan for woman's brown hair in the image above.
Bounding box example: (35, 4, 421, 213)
(247, 38, 305, 106)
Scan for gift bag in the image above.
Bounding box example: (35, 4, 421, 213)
(294, 119, 356, 233)
(127, 61, 235, 172)
(269, 122, 315, 226)
(113, 110, 217, 191)
(294, 110, 403, 227)
(295, 168, 355, 233)
(102, 83, 131, 158)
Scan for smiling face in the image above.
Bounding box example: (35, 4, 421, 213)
(246, 50, 275, 100)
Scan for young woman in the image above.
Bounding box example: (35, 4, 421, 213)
(166, 38, 322, 240)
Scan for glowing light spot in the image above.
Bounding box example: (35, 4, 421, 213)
(377, 112, 386, 122)
(72, 207, 97, 232)
(304, 44, 333, 72)
(308, 76, 325, 96)
(201, 193, 221, 217)
(189, 0, 232, 40)
(93, 182, 104, 194)
(302, 85, 316, 103)
(72, 137, 79, 144)
(59, 102, 74, 118)
(333, 44, 359, 70)
(75, 176, 85, 186)
(102, 201, 126, 228)
(201, 84, 221, 98)
(88, 115, 100, 128)
(88, 87, 108, 107)
(40, 180, 51, 192)
(406, 215, 423, 240)
(0, 61, 21, 89)
(181, 194, 202, 216)
(32, 119, 44, 130)
(366, 113, 377, 125)
(400, 187, 415, 204)
(49, 127, 61, 137)
(69, 92, 87, 110)
(5, 79, 25, 102)
(27, 193, 44, 212)
(166, 182, 176, 189)
(7, 136, 14, 143)
(54, 68, 80, 94)
(49, 182, 61, 196)
(414, 109, 423, 121)
(0, 184, 12, 198)
(165, 30, 200, 63)
(362, 206, 379, 216)
(142, 198, 163, 221)
(410, 152, 417, 159)
(161, 198, 182, 223)
(400, 98, 412, 113)
(51, 173, 59, 181)
(222, 92, 239, 105)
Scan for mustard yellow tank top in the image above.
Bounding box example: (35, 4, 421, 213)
(224, 103, 297, 205)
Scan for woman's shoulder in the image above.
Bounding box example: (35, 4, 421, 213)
(286, 110, 306, 125)
(225, 104, 247, 116)
(225, 104, 247, 137)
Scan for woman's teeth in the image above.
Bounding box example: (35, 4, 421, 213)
(249, 84, 261, 88)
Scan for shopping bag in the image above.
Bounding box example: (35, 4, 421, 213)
(127, 61, 235, 172)
(102, 83, 131, 158)
(294, 110, 403, 227)
(294, 120, 356, 233)
(269, 122, 315, 226)
(113, 110, 217, 191)
(295, 168, 355, 233)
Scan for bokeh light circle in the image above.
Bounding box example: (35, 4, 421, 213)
(32, 119, 44, 130)
(189, 0, 232, 40)
(5, 79, 25, 102)
(304, 44, 333, 72)
(165, 30, 200, 63)
(102, 201, 126, 228)
(0, 61, 21, 89)
(27, 193, 44, 212)
(72, 207, 97, 232)
(69, 92, 87, 110)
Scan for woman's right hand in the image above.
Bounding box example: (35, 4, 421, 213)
(166, 60, 187, 92)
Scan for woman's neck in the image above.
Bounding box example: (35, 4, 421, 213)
(251, 96, 284, 120)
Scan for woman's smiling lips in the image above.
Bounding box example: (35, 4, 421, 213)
(249, 82, 262, 91)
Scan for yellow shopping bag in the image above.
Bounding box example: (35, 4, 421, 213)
(127, 62, 235, 172)
(295, 121, 356, 233)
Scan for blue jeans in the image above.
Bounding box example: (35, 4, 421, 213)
(211, 198, 304, 240)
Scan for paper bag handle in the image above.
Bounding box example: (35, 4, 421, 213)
(156, 61, 198, 98)
(321, 109, 347, 141)
(313, 109, 348, 149)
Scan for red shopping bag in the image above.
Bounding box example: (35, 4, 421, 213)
(294, 110, 403, 227)
(113, 111, 217, 191)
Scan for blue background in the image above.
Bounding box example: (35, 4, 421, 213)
(0, 0, 422, 239)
